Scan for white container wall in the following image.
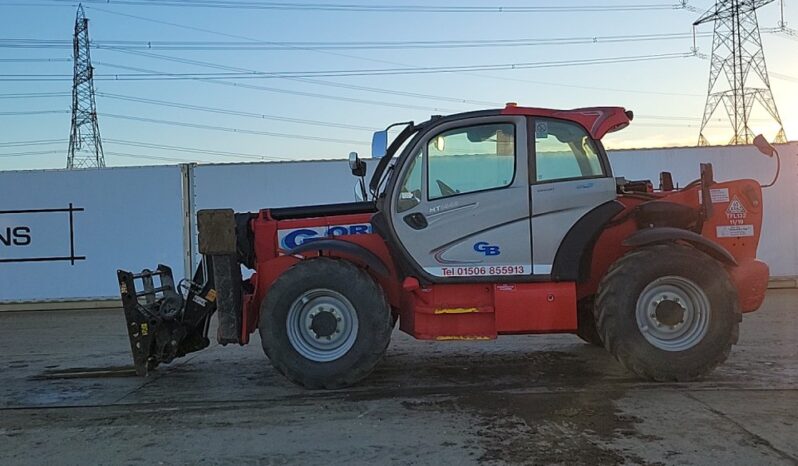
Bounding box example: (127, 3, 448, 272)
(0, 143, 796, 303)
(0, 166, 186, 302)
(192, 160, 366, 212)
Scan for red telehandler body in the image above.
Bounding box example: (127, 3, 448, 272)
(118, 104, 772, 388)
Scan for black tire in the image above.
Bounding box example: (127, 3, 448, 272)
(576, 298, 603, 346)
(595, 244, 740, 381)
(259, 258, 392, 389)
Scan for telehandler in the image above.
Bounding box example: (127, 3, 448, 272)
(118, 103, 774, 388)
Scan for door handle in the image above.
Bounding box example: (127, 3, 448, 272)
(403, 212, 428, 230)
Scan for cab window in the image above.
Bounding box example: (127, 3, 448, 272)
(427, 123, 515, 200)
(534, 119, 604, 183)
(396, 149, 422, 213)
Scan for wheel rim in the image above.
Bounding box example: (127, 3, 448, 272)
(635, 276, 711, 352)
(286, 288, 359, 362)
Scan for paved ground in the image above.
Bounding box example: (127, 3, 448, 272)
(1, 290, 796, 465)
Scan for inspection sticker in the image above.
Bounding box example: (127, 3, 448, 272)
(716, 225, 754, 238)
(710, 188, 730, 203)
(698, 188, 731, 204)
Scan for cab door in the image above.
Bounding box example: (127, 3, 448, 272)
(529, 118, 617, 274)
(388, 115, 532, 279)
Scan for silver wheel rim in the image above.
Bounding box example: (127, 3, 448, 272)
(286, 288, 359, 362)
(635, 276, 711, 352)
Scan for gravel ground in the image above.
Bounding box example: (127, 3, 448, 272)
(1, 290, 796, 465)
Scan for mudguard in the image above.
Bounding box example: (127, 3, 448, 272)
(623, 227, 737, 266)
(288, 238, 390, 277)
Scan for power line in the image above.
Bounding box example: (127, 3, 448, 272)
(771, 72, 798, 83)
(104, 150, 208, 163)
(86, 4, 705, 104)
(83, 137, 341, 162)
(0, 2, 73, 6)
(288, 77, 500, 106)
(0, 150, 62, 158)
(104, 138, 292, 160)
(0, 31, 716, 50)
(96, 91, 379, 131)
(100, 112, 369, 145)
(6, 2, 442, 126)
(81, 10, 458, 112)
(48, 1, 687, 13)
(0, 92, 71, 99)
(774, 26, 798, 41)
(102, 44, 702, 101)
(95, 52, 492, 107)
(0, 139, 66, 147)
(103, 150, 330, 163)
(87, 1, 642, 82)
(150, 78, 452, 112)
(0, 57, 71, 62)
(0, 110, 69, 115)
(96, 50, 705, 108)
(0, 52, 694, 80)
(95, 60, 454, 112)
(0, 138, 308, 162)
(460, 71, 705, 97)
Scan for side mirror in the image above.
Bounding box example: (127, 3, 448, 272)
(753, 134, 776, 157)
(371, 130, 388, 159)
(348, 151, 367, 177)
(348, 151, 360, 171)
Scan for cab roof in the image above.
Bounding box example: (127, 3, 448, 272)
(500, 103, 633, 140)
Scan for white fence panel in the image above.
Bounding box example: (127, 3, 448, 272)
(0, 166, 186, 302)
(192, 160, 366, 212)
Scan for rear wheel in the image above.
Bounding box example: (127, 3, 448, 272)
(595, 244, 740, 381)
(259, 258, 392, 389)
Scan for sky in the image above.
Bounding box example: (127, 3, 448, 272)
(0, 0, 796, 170)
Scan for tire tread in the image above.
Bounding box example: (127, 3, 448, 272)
(595, 243, 740, 382)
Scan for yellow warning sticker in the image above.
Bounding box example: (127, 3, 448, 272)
(206, 289, 217, 302)
(434, 307, 480, 315)
(435, 335, 492, 341)
(141, 323, 149, 336)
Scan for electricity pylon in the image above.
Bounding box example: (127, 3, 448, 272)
(67, 4, 105, 169)
(694, 0, 787, 146)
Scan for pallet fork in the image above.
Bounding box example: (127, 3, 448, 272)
(117, 209, 245, 375)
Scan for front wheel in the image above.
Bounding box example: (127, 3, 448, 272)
(595, 244, 740, 381)
(259, 258, 393, 389)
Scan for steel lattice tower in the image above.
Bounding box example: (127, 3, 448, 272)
(66, 4, 105, 169)
(694, 0, 787, 146)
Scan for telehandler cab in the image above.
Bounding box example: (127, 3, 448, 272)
(118, 104, 773, 388)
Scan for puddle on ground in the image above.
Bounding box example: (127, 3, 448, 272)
(390, 352, 660, 465)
